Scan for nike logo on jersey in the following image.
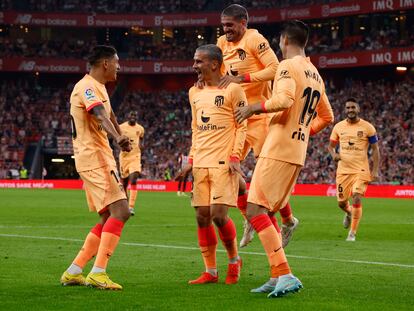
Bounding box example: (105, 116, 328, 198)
(213, 196, 222, 200)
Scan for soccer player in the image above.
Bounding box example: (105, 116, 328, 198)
(119, 110, 145, 216)
(178, 44, 247, 285)
(217, 4, 298, 248)
(177, 152, 190, 196)
(328, 99, 380, 242)
(60, 45, 132, 290)
(235, 20, 334, 297)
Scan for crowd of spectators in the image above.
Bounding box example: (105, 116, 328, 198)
(1, 0, 207, 13)
(0, 78, 72, 178)
(0, 77, 412, 184)
(0, 0, 348, 13)
(2, 18, 412, 62)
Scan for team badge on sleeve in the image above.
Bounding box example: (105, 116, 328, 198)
(237, 101, 245, 107)
(258, 42, 269, 54)
(84, 88, 97, 100)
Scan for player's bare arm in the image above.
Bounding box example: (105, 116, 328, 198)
(110, 109, 122, 136)
(174, 163, 192, 181)
(91, 105, 131, 152)
(328, 140, 341, 162)
(370, 142, 380, 182)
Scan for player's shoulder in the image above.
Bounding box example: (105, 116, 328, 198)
(225, 82, 244, 94)
(333, 119, 347, 129)
(189, 86, 199, 97)
(360, 118, 376, 131)
(245, 28, 264, 40)
(217, 35, 227, 47)
(119, 121, 128, 128)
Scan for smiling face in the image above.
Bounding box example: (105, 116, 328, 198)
(193, 50, 215, 81)
(345, 101, 360, 121)
(103, 53, 120, 82)
(221, 15, 246, 42)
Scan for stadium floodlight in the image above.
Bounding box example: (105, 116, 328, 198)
(51, 158, 65, 163)
(396, 66, 407, 72)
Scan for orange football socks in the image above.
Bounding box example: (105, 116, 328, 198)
(351, 203, 362, 233)
(93, 217, 125, 270)
(218, 218, 238, 262)
(73, 223, 103, 269)
(129, 185, 138, 208)
(198, 225, 218, 274)
(250, 214, 291, 278)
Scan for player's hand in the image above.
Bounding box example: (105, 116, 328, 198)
(175, 164, 192, 181)
(371, 171, 379, 182)
(333, 154, 341, 162)
(194, 79, 205, 89)
(117, 135, 132, 152)
(218, 75, 242, 88)
(229, 160, 246, 178)
(235, 105, 253, 123)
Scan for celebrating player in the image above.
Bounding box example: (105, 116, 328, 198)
(178, 44, 247, 285)
(328, 99, 380, 241)
(217, 4, 298, 248)
(60, 45, 131, 290)
(119, 111, 145, 216)
(235, 20, 334, 297)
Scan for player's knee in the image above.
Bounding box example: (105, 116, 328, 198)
(212, 214, 227, 227)
(109, 199, 130, 222)
(352, 194, 362, 205)
(195, 209, 210, 226)
(338, 201, 347, 209)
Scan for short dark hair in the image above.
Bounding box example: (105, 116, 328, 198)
(221, 4, 248, 22)
(196, 44, 223, 66)
(280, 20, 309, 48)
(88, 45, 117, 66)
(345, 98, 360, 106)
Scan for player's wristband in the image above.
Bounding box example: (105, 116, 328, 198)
(188, 157, 193, 165)
(230, 155, 240, 163)
(260, 101, 267, 113)
(243, 73, 251, 83)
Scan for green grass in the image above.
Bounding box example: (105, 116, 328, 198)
(0, 189, 413, 311)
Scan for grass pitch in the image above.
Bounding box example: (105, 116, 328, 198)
(0, 189, 413, 311)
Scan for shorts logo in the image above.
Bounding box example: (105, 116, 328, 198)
(237, 101, 245, 107)
(237, 49, 246, 60)
(201, 111, 210, 123)
(280, 70, 289, 76)
(85, 88, 97, 100)
(214, 96, 224, 107)
(357, 131, 363, 138)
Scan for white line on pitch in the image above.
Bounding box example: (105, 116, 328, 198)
(0, 233, 413, 269)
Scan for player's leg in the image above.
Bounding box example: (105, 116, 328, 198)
(128, 171, 140, 215)
(279, 203, 299, 248)
(247, 158, 302, 297)
(210, 168, 242, 284)
(189, 168, 218, 284)
(177, 176, 182, 196)
(247, 203, 302, 297)
(347, 178, 367, 242)
(181, 173, 188, 196)
(61, 210, 109, 286)
(211, 203, 242, 284)
(336, 174, 352, 230)
(189, 205, 218, 284)
(238, 175, 256, 248)
(84, 166, 130, 290)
